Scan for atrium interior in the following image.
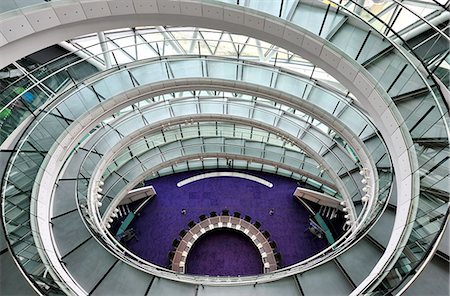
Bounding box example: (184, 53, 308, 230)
(0, 0, 449, 295)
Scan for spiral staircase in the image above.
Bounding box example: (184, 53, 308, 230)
(0, 0, 448, 295)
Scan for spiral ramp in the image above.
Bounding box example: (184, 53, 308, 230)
(0, 1, 448, 295)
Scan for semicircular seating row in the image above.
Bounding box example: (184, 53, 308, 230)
(168, 210, 281, 274)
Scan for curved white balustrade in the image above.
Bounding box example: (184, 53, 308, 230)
(1, 0, 448, 295)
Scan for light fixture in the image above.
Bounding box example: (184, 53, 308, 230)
(361, 194, 369, 202)
(97, 201, 102, 207)
(340, 201, 346, 206)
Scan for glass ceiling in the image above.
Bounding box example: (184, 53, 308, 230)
(66, 26, 345, 91)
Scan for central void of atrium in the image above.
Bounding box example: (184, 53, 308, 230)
(110, 170, 345, 276)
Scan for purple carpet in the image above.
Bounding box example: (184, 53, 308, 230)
(125, 169, 330, 275)
(185, 229, 263, 276)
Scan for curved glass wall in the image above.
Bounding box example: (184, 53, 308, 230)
(197, 1, 449, 293)
(55, 92, 388, 289)
(2, 56, 391, 294)
(0, 26, 346, 143)
(0, 0, 448, 294)
(97, 123, 339, 197)
(73, 118, 388, 288)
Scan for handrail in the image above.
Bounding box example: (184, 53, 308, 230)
(0, 53, 390, 294)
(71, 77, 387, 285)
(324, 1, 448, 294)
(1, 0, 445, 294)
(9, 57, 386, 292)
(0, 29, 348, 143)
(391, 0, 449, 41)
(333, 0, 449, 112)
(80, 149, 382, 285)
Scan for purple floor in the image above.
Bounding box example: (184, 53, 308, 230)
(126, 169, 329, 275)
(185, 229, 263, 276)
